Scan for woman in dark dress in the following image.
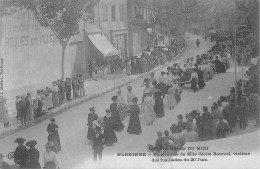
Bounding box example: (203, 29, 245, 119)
(197, 67, 206, 89)
(127, 97, 142, 134)
(87, 107, 98, 141)
(153, 81, 165, 118)
(25, 140, 41, 169)
(14, 138, 27, 168)
(215, 56, 222, 73)
(110, 96, 124, 131)
(103, 109, 118, 146)
(190, 68, 199, 92)
(47, 118, 61, 152)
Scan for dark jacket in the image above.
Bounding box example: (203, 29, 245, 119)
(14, 145, 27, 167)
(26, 148, 41, 169)
(92, 133, 104, 150)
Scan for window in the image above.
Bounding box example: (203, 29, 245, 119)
(111, 5, 116, 21)
(103, 4, 108, 21)
(120, 4, 124, 21)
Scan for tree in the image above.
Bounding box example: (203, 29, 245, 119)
(1, 0, 97, 79)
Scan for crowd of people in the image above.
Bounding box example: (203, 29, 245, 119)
(0, 74, 86, 128)
(94, 39, 186, 76)
(146, 37, 259, 156)
(0, 118, 61, 169)
(0, 38, 186, 130)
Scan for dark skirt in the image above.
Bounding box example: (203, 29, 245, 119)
(112, 114, 124, 131)
(36, 100, 43, 117)
(154, 99, 164, 118)
(127, 114, 142, 134)
(198, 78, 206, 89)
(191, 78, 198, 91)
(48, 132, 61, 152)
(87, 126, 95, 141)
(44, 162, 56, 169)
(104, 127, 118, 145)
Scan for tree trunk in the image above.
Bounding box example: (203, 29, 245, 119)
(61, 44, 66, 80)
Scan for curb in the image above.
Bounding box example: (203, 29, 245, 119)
(0, 51, 184, 139)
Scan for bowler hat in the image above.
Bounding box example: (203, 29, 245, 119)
(26, 140, 37, 147)
(105, 109, 111, 112)
(50, 118, 55, 122)
(0, 153, 4, 158)
(15, 138, 26, 144)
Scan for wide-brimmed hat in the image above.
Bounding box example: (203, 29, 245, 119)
(127, 86, 132, 90)
(89, 107, 95, 112)
(105, 109, 111, 112)
(26, 140, 37, 147)
(111, 96, 118, 101)
(15, 138, 26, 144)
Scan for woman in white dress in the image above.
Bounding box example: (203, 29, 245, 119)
(167, 83, 177, 110)
(43, 144, 59, 169)
(45, 87, 53, 110)
(143, 86, 156, 125)
(117, 89, 128, 120)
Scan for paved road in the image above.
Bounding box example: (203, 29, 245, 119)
(0, 33, 240, 169)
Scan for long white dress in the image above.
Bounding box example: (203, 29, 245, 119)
(44, 151, 59, 169)
(168, 84, 177, 107)
(143, 89, 156, 124)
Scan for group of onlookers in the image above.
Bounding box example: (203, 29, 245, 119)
(10, 74, 85, 127)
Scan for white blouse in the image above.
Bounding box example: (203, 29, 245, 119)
(44, 151, 59, 169)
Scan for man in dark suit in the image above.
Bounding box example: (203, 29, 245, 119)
(65, 78, 72, 101)
(25, 93, 33, 122)
(92, 127, 104, 161)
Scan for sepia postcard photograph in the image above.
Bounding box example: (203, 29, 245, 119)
(0, 0, 259, 169)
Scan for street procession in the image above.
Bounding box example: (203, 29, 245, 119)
(0, 0, 259, 169)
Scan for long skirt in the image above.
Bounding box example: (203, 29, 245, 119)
(87, 126, 95, 141)
(52, 92, 60, 108)
(191, 78, 198, 91)
(143, 104, 156, 124)
(127, 114, 142, 134)
(36, 100, 43, 118)
(112, 114, 124, 131)
(104, 127, 118, 145)
(168, 93, 177, 107)
(203, 69, 208, 82)
(154, 99, 164, 118)
(46, 95, 53, 109)
(42, 99, 48, 112)
(44, 162, 56, 169)
(198, 78, 206, 89)
(209, 67, 214, 79)
(126, 65, 131, 75)
(48, 132, 61, 152)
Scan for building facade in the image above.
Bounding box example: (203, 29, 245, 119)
(127, 0, 153, 58)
